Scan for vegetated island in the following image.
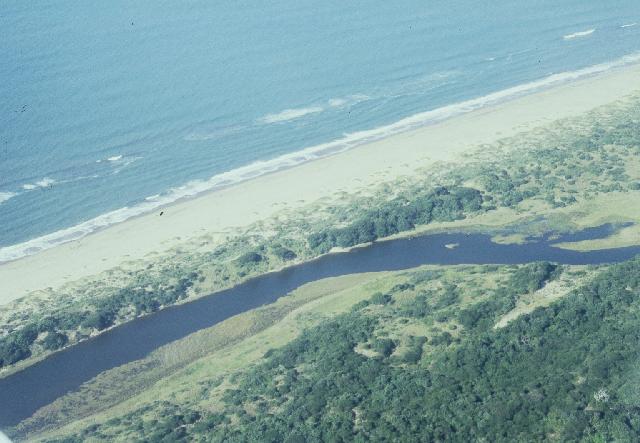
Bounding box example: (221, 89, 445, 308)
(2, 64, 640, 441)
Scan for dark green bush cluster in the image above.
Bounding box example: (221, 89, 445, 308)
(236, 251, 263, 266)
(434, 284, 459, 308)
(401, 335, 426, 364)
(308, 186, 484, 252)
(508, 261, 560, 294)
(83, 274, 197, 330)
(372, 337, 396, 357)
(0, 324, 39, 367)
(369, 292, 393, 305)
(429, 331, 453, 346)
(458, 298, 501, 330)
(458, 262, 560, 330)
(271, 245, 297, 261)
(479, 169, 536, 207)
(0, 273, 198, 368)
(46, 403, 203, 443)
(398, 293, 430, 318)
(42, 332, 68, 351)
(0, 314, 78, 367)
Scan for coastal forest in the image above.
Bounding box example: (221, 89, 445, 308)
(41, 258, 640, 442)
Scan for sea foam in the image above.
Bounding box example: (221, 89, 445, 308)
(0, 192, 17, 204)
(21, 177, 56, 190)
(259, 106, 324, 124)
(1, 52, 640, 264)
(183, 125, 246, 142)
(563, 29, 595, 40)
(258, 95, 370, 124)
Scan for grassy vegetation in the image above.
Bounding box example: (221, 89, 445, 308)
(26, 257, 640, 442)
(2, 93, 640, 377)
(551, 192, 640, 250)
(15, 272, 398, 440)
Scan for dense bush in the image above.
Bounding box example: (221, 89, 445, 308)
(192, 256, 640, 442)
(0, 324, 38, 366)
(0, 335, 32, 367)
(429, 331, 453, 346)
(458, 262, 560, 331)
(0, 274, 198, 368)
(509, 261, 559, 294)
(236, 251, 264, 265)
(401, 336, 426, 363)
(398, 293, 430, 318)
(42, 332, 68, 351)
(271, 246, 297, 261)
(369, 292, 393, 305)
(47, 257, 640, 442)
(372, 338, 396, 357)
(309, 186, 485, 252)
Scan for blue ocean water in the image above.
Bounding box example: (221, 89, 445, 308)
(0, 0, 639, 261)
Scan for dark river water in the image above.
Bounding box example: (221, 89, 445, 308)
(1, 225, 639, 427)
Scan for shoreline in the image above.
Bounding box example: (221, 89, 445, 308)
(2, 60, 640, 304)
(2, 53, 640, 266)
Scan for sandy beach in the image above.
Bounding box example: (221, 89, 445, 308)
(2, 63, 640, 305)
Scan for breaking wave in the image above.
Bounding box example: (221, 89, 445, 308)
(259, 106, 324, 124)
(0, 192, 18, 204)
(21, 177, 56, 190)
(563, 29, 595, 40)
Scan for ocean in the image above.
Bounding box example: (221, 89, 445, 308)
(1, 0, 639, 262)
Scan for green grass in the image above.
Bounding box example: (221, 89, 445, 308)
(18, 271, 394, 441)
(552, 192, 640, 250)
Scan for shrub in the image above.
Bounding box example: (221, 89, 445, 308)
(236, 251, 263, 265)
(373, 338, 396, 357)
(82, 310, 116, 330)
(272, 246, 297, 261)
(42, 331, 69, 351)
(370, 292, 393, 305)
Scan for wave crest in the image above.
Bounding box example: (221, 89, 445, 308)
(0, 192, 17, 204)
(183, 125, 245, 141)
(22, 177, 56, 190)
(563, 29, 595, 40)
(259, 106, 324, 124)
(258, 95, 370, 125)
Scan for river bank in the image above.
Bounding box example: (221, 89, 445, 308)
(3, 227, 640, 430)
(17, 255, 640, 442)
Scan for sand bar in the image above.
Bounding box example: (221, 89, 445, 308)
(2, 63, 640, 304)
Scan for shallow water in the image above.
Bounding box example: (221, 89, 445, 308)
(1, 225, 639, 427)
(1, 0, 639, 260)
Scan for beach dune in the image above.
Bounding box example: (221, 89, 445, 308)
(2, 64, 640, 305)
